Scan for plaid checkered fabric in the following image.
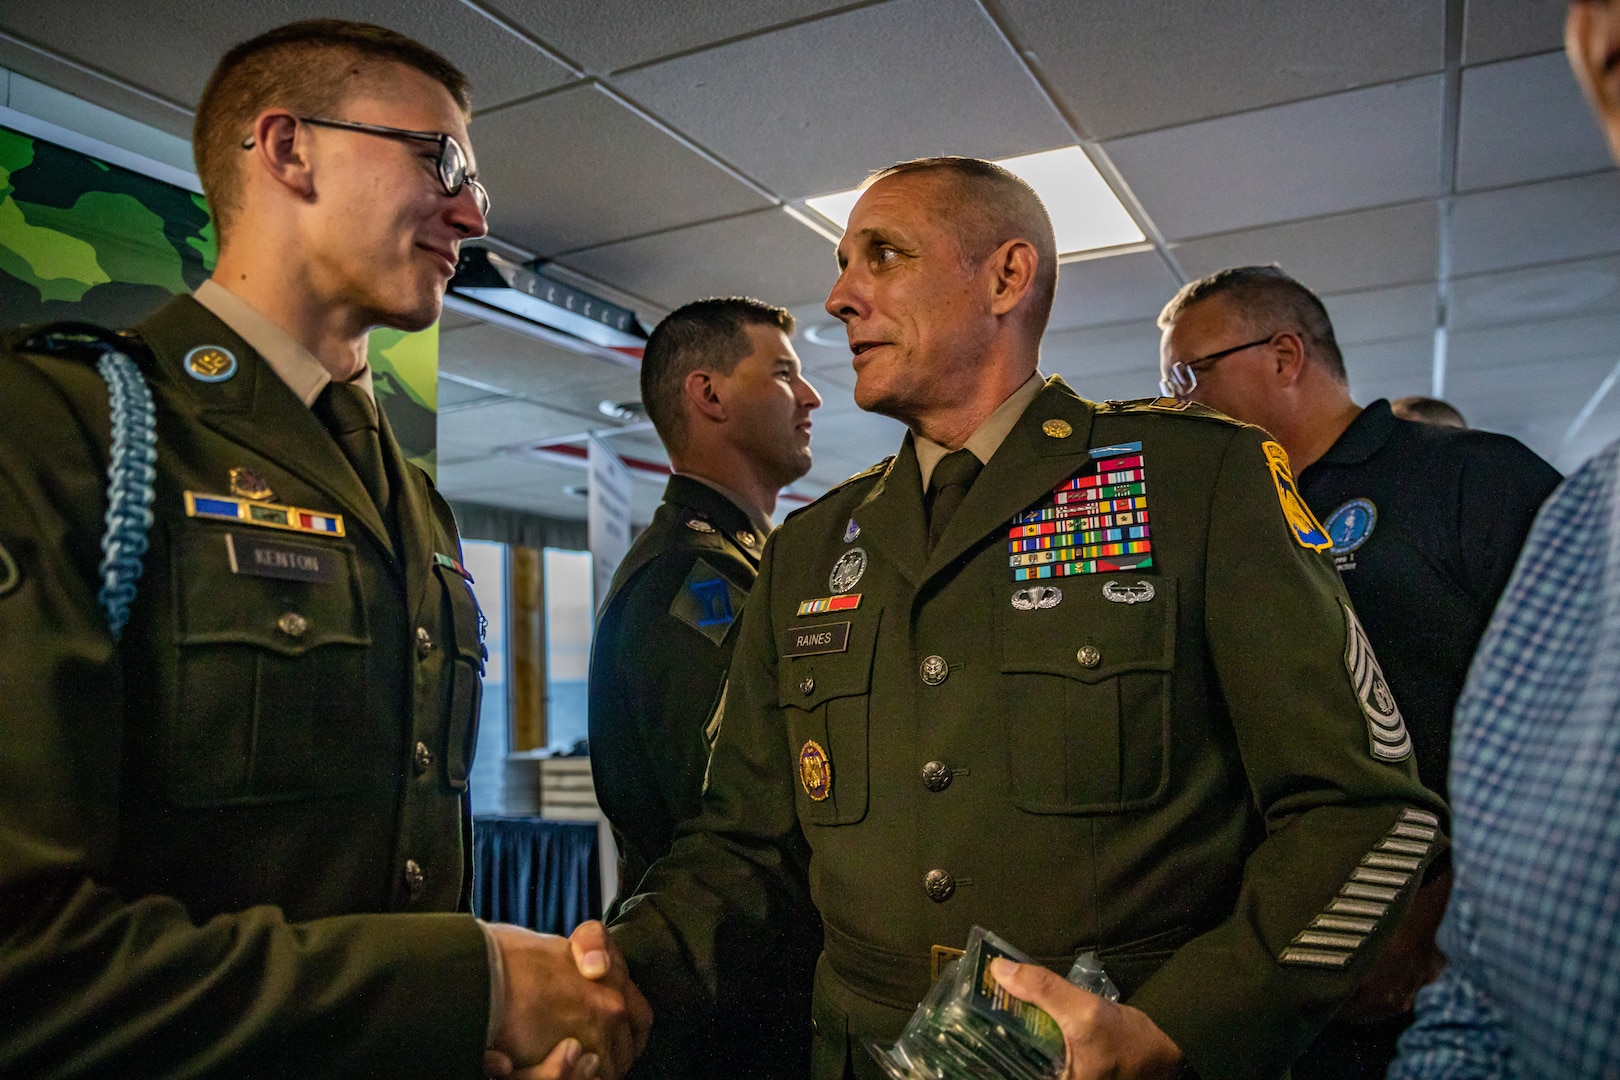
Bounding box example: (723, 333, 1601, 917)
(1390, 442, 1620, 1078)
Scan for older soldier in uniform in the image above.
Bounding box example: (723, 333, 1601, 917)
(0, 20, 645, 1080)
(591, 297, 821, 916)
(610, 157, 1447, 1080)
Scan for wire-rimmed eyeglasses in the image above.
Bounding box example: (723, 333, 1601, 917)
(1158, 334, 1278, 400)
(242, 116, 490, 218)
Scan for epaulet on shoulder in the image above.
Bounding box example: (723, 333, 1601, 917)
(6, 321, 148, 367)
(1095, 396, 1245, 427)
(783, 456, 894, 524)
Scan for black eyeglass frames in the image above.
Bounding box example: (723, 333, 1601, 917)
(1159, 334, 1279, 400)
(242, 116, 489, 217)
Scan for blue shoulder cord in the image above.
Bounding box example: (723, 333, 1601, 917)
(94, 349, 158, 641)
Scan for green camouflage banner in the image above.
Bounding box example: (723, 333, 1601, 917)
(0, 125, 437, 474)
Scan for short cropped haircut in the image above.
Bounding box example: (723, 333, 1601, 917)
(641, 297, 796, 452)
(1158, 265, 1347, 383)
(865, 157, 1059, 337)
(1392, 396, 1467, 428)
(194, 19, 471, 240)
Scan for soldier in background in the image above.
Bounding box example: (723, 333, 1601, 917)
(0, 20, 645, 1079)
(592, 296, 822, 915)
(1390, 396, 1467, 428)
(612, 157, 1446, 1080)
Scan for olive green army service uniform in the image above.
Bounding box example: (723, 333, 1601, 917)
(590, 473, 767, 914)
(0, 296, 491, 1078)
(613, 376, 1448, 1080)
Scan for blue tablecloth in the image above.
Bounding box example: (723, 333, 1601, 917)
(473, 816, 601, 934)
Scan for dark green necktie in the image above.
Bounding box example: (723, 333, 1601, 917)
(925, 447, 984, 550)
(314, 380, 392, 520)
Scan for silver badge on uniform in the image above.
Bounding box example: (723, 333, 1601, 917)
(829, 547, 867, 593)
(1343, 601, 1412, 762)
(1011, 585, 1062, 610)
(1102, 580, 1155, 605)
(686, 518, 715, 533)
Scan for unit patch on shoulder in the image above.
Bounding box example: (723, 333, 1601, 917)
(1261, 441, 1331, 551)
(1005, 440, 1153, 581)
(1343, 601, 1412, 762)
(0, 540, 19, 598)
(670, 558, 746, 645)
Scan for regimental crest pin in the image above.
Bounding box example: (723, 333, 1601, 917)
(228, 466, 274, 502)
(799, 739, 832, 801)
(1102, 579, 1155, 604)
(1342, 601, 1412, 762)
(829, 547, 867, 593)
(843, 519, 861, 543)
(184, 345, 237, 383)
(1011, 585, 1062, 611)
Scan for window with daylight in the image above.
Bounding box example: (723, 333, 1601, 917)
(543, 547, 594, 754)
(461, 539, 508, 814)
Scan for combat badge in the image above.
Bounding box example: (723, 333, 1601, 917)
(670, 558, 746, 645)
(1343, 601, 1412, 761)
(799, 740, 832, 801)
(1102, 579, 1155, 604)
(183, 345, 237, 383)
(1261, 441, 1331, 551)
(228, 466, 274, 502)
(0, 540, 18, 598)
(1006, 441, 1152, 581)
(829, 547, 867, 593)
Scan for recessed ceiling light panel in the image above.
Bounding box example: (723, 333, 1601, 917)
(801, 146, 1145, 258)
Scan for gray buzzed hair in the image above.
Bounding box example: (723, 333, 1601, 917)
(641, 296, 795, 453)
(866, 156, 1059, 337)
(1158, 265, 1347, 384)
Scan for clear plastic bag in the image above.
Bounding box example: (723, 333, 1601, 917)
(865, 927, 1120, 1080)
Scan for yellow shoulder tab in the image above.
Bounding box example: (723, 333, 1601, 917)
(1261, 440, 1332, 550)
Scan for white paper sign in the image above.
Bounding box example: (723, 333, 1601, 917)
(587, 435, 632, 613)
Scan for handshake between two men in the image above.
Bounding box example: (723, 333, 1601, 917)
(484, 921, 653, 1080)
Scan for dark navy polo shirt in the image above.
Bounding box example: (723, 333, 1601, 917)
(1298, 400, 1561, 799)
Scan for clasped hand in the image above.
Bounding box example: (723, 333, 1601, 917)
(989, 958, 1183, 1080)
(483, 920, 653, 1080)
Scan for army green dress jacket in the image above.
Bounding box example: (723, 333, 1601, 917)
(612, 377, 1448, 1080)
(0, 297, 490, 1077)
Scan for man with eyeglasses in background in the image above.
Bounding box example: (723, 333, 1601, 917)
(0, 19, 646, 1080)
(1155, 266, 1558, 1080)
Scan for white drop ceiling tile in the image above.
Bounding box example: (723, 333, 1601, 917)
(1171, 202, 1439, 295)
(438, 399, 604, 460)
(999, 0, 1443, 140)
(1046, 250, 1183, 333)
(1041, 321, 1164, 379)
(1342, 336, 1434, 399)
(1456, 51, 1611, 193)
(1106, 77, 1445, 241)
(1447, 352, 1617, 405)
(473, 84, 770, 255)
(1451, 255, 1620, 330)
(1462, 0, 1567, 65)
(1323, 284, 1438, 346)
(1447, 311, 1620, 371)
(439, 321, 642, 407)
(557, 208, 840, 310)
(1449, 170, 1620, 276)
(613, 0, 1072, 198)
(439, 310, 481, 332)
(437, 377, 507, 411)
(437, 454, 559, 494)
(0, 1, 572, 114)
(480, 0, 854, 74)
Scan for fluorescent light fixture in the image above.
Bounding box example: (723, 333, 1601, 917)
(802, 146, 1145, 257)
(450, 248, 648, 352)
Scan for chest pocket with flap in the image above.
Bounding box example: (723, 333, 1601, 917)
(999, 577, 1176, 814)
(778, 611, 881, 826)
(166, 525, 372, 806)
(432, 560, 486, 791)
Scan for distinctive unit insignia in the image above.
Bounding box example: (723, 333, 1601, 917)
(183, 345, 237, 383)
(1006, 441, 1153, 581)
(228, 466, 274, 502)
(1326, 498, 1378, 556)
(797, 593, 861, 617)
(1102, 579, 1156, 605)
(1343, 601, 1412, 761)
(829, 547, 867, 593)
(843, 519, 861, 543)
(1262, 441, 1331, 551)
(799, 740, 832, 801)
(184, 491, 344, 536)
(1010, 585, 1062, 610)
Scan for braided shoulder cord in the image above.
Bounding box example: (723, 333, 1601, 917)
(94, 350, 157, 641)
